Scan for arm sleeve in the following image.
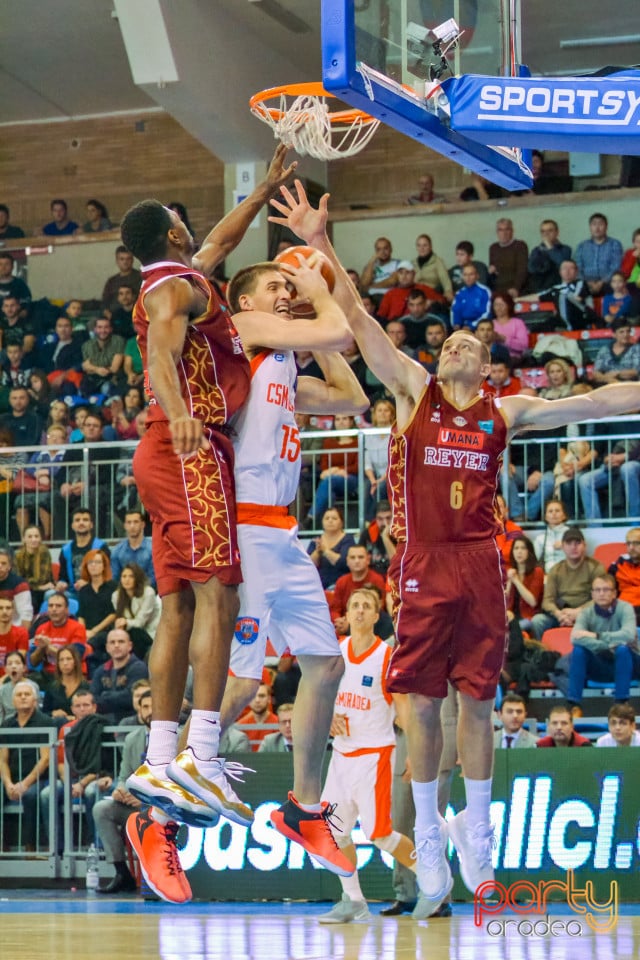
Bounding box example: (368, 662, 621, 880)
(13, 590, 33, 624)
(602, 603, 637, 648)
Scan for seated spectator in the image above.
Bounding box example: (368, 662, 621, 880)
(530, 527, 605, 640)
(363, 399, 394, 519)
(1, 295, 32, 353)
(80, 199, 112, 234)
(77, 550, 117, 666)
(488, 218, 529, 298)
(330, 544, 389, 633)
(448, 241, 490, 293)
(13, 526, 54, 610)
(0, 598, 29, 675)
(520, 259, 595, 331)
(359, 499, 395, 578)
(0, 680, 56, 850)
(53, 416, 115, 539)
(15, 425, 68, 540)
(602, 271, 634, 325)
(90, 628, 149, 723)
(42, 645, 89, 722)
(43, 400, 72, 442)
(483, 360, 522, 399)
(92, 690, 151, 893)
(115, 677, 151, 741)
(258, 702, 294, 752)
(415, 318, 448, 371)
(1, 341, 32, 390)
(360, 237, 400, 297)
(591, 317, 640, 386)
(567, 574, 639, 716)
(396, 291, 439, 349)
(0, 205, 25, 240)
(495, 493, 523, 562)
(412, 234, 453, 300)
(575, 212, 623, 296)
(0, 548, 32, 628)
(0, 252, 31, 309)
(110, 509, 155, 588)
(80, 317, 125, 397)
(406, 174, 439, 205)
(577, 415, 640, 521)
(0, 650, 39, 723)
(608, 530, 640, 624)
(383, 321, 414, 359)
(237, 682, 278, 751)
(101, 246, 142, 318)
(536, 705, 592, 747)
(450, 264, 491, 330)
(123, 334, 144, 387)
(42, 199, 78, 237)
(56, 507, 109, 599)
(271, 655, 301, 712)
(108, 386, 144, 440)
(490, 291, 529, 361)
(110, 285, 136, 340)
(28, 593, 87, 678)
(540, 358, 574, 400)
(459, 173, 504, 202)
(377, 264, 445, 323)
(35, 315, 84, 393)
(112, 563, 160, 661)
(596, 703, 640, 747)
(27, 368, 53, 419)
(307, 507, 355, 589)
(505, 536, 544, 633)
(308, 415, 359, 524)
(527, 219, 572, 292)
(1, 385, 43, 447)
(474, 318, 507, 365)
(621, 227, 640, 284)
(493, 693, 538, 748)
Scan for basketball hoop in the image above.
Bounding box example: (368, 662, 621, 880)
(249, 82, 380, 160)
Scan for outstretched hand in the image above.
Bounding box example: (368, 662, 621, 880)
(269, 179, 329, 244)
(265, 144, 298, 196)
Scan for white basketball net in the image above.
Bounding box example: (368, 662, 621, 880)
(251, 92, 380, 160)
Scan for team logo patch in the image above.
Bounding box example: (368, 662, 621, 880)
(430, 410, 441, 423)
(405, 578, 419, 593)
(478, 419, 495, 434)
(453, 415, 467, 427)
(438, 427, 485, 449)
(234, 617, 260, 645)
(273, 353, 286, 362)
(362, 675, 373, 688)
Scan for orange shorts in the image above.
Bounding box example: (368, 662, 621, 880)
(386, 540, 508, 701)
(133, 421, 242, 596)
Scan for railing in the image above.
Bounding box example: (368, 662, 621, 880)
(1, 416, 639, 549)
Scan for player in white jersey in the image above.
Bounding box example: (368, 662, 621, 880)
(318, 588, 420, 923)
(222, 257, 369, 875)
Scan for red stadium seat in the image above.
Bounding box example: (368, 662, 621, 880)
(541, 627, 573, 657)
(593, 542, 626, 569)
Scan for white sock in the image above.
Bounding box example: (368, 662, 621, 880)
(340, 869, 364, 901)
(146, 721, 178, 769)
(411, 779, 440, 835)
(464, 777, 492, 832)
(188, 710, 221, 761)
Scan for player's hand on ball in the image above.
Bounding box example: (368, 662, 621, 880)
(170, 416, 210, 457)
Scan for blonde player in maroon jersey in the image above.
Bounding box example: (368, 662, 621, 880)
(269, 179, 640, 917)
(117, 146, 296, 904)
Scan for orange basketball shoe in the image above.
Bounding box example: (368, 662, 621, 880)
(270, 792, 355, 877)
(126, 809, 192, 904)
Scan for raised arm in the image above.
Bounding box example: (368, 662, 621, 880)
(503, 383, 640, 436)
(193, 145, 297, 278)
(268, 181, 427, 427)
(295, 351, 369, 416)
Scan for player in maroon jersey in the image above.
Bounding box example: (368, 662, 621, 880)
(118, 146, 296, 904)
(269, 179, 640, 916)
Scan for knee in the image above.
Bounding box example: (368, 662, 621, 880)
(409, 693, 442, 725)
(614, 644, 631, 662)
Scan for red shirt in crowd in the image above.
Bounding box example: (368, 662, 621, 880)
(30, 617, 88, 675)
(0, 626, 29, 676)
(329, 570, 388, 622)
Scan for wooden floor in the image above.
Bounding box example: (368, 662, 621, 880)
(1, 895, 639, 960)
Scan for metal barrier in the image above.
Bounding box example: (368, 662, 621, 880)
(0, 415, 638, 548)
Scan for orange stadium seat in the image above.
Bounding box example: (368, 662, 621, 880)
(593, 542, 626, 569)
(540, 627, 573, 657)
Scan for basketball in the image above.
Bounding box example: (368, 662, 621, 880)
(274, 245, 336, 293)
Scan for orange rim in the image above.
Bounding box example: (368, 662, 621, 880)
(249, 82, 377, 126)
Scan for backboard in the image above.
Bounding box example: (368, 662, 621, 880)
(321, 0, 533, 191)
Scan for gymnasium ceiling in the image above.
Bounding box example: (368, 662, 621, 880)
(0, 1, 638, 163)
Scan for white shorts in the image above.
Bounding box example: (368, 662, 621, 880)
(230, 523, 340, 681)
(321, 746, 394, 841)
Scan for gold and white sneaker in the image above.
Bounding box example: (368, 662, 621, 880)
(167, 747, 254, 827)
(126, 763, 219, 828)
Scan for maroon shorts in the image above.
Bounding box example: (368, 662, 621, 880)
(133, 421, 242, 596)
(386, 540, 507, 701)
